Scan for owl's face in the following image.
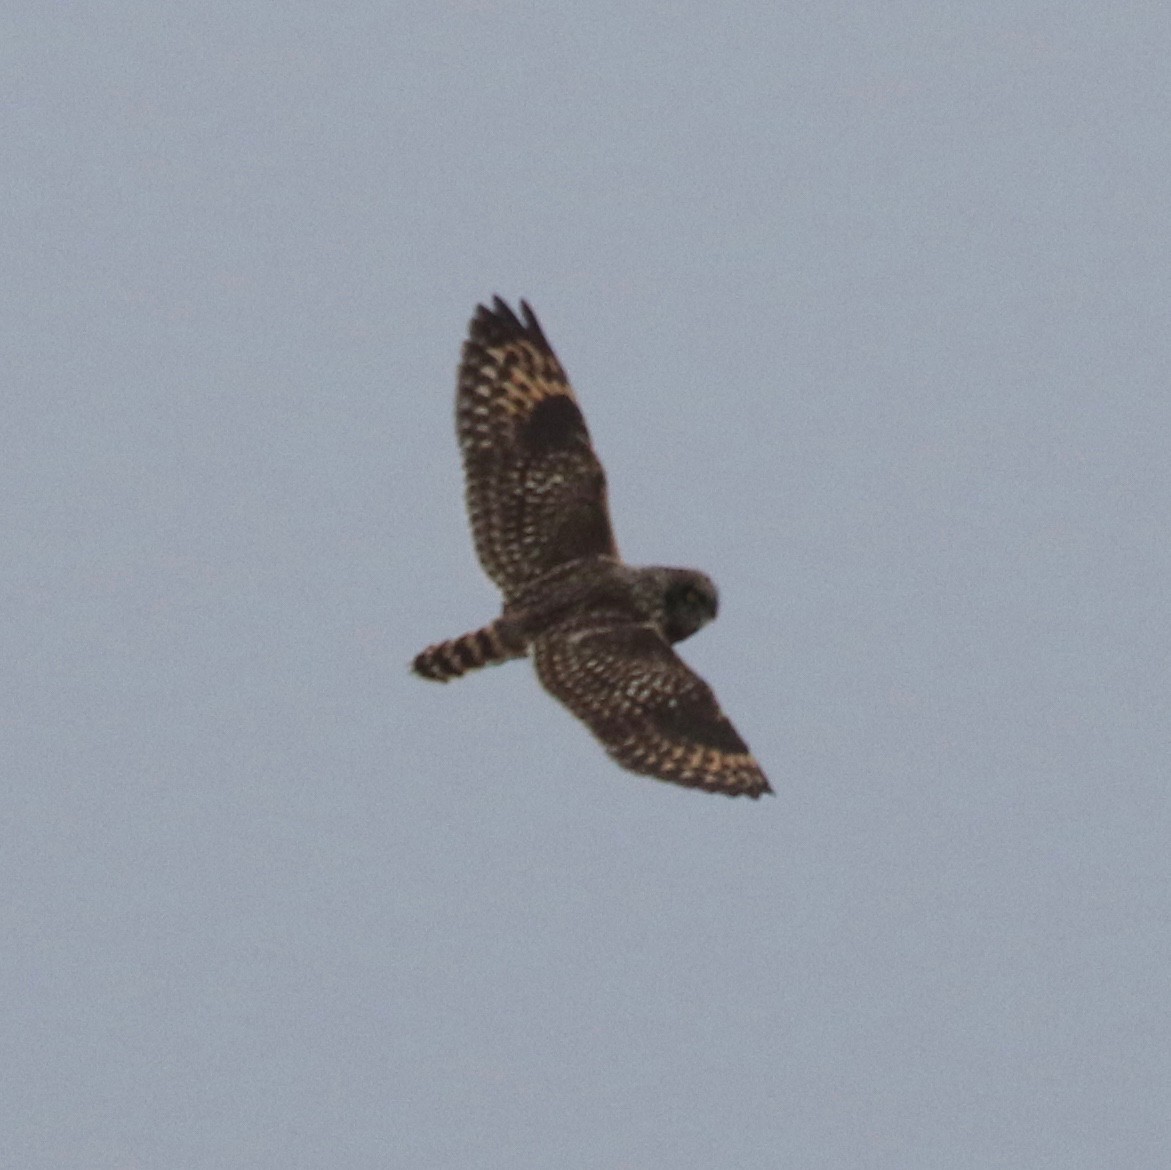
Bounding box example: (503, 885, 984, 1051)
(660, 570, 719, 644)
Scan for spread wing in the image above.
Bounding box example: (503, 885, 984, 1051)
(456, 297, 618, 600)
(532, 622, 772, 799)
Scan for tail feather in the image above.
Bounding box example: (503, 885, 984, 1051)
(412, 621, 524, 682)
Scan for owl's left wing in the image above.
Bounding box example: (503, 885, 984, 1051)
(532, 622, 772, 799)
(457, 298, 619, 600)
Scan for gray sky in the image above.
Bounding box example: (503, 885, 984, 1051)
(5, 3, 1169, 1167)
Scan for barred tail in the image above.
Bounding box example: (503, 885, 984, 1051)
(411, 620, 524, 682)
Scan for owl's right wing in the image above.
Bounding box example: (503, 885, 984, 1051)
(532, 622, 772, 799)
(456, 298, 618, 600)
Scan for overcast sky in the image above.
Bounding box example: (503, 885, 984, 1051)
(5, 3, 1169, 1167)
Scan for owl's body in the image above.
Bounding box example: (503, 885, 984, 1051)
(412, 298, 771, 799)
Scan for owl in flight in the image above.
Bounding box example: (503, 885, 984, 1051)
(412, 298, 771, 799)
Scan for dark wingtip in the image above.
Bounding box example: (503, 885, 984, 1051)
(735, 779, 773, 800)
(489, 294, 521, 326)
(751, 770, 775, 798)
(518, 299, 550, 344)
(469, 296, 550, 350)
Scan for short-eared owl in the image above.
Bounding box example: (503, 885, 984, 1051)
(412, 298, 771, 799)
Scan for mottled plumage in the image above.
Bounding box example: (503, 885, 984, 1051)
(412, 297, 771, 799)
(456, 298, 616, 599)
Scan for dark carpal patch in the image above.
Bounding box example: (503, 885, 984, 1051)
(653, 703, 750, 755)
(522, 395, 588, 453)
(552, 501, 617, 563)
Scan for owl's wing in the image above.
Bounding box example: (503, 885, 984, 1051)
(532, 622, 772, 799)
(456, 298, 618, 599)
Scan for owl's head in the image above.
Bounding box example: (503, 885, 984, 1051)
(653, 568, 719, 644)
